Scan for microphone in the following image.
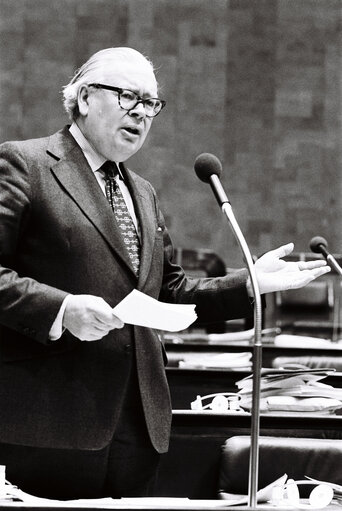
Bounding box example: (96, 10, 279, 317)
(194, 153, 230, 206)
(194, 152, 262, 507)
(310, 236, 342, 276)
(310, 236, 330, 257)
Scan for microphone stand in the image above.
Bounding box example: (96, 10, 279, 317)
(325, 255, 342, 340)
(324, 254, 342, 277)
(201, 169, 262, 507)
(220, 198, 262, 508)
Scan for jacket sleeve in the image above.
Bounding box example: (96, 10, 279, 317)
(151, 189, 254, 324)
(0, 142, 68, 343)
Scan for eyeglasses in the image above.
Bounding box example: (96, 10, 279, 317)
(88, 83, 166, 118)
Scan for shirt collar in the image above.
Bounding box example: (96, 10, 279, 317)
(69, 122, 123, 178)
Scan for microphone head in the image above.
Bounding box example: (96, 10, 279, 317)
(194, 153, 222, 183)
(310, 236, 328, 253)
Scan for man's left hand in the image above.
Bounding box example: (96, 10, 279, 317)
(249, 242, 331, 295)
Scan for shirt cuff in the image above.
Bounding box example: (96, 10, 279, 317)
(49, 295, 72, 341)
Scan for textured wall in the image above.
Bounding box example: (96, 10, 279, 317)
(0, 0, 341, 267)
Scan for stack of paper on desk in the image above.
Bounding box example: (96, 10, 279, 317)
(208, 327, 280, 344)
(274, 334, 334, 348)
(265, 396, 342, 413)
(2, 481, 237, 508)
(236, 367, 342, 413)
(178, 351, 252, 370)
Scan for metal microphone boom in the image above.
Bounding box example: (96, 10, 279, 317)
(194, 153, 262, 508)
(310, 236, 342, 277)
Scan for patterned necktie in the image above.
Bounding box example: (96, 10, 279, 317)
(101, 161, 140, 276)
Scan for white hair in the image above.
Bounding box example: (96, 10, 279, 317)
(62, 47, 156, 120)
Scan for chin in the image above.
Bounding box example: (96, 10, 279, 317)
(121, 145, 143, 161)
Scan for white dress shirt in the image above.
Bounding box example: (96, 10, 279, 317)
(49, 122, 140, 340)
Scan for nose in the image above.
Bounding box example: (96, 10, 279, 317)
(128, 100, 147, 119)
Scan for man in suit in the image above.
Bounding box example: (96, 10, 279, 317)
(0, 47, 329, 500)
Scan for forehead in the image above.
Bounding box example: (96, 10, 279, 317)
(101, 60, 158, 96)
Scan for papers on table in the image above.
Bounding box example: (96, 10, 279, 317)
(274, 334, 334, 348)
(236, 367, 332, 392)
(178, 352, 252, 370)
(236, 367, 342, 413)
(266, 396, 342, 413)
(1, 481, 235, 508)
(112, 290, 197, 332)
(208, 327, 280, 344)
(219, 473, 288, 504)
(208, 328, 254, 343)
(4, 475, 341, 509)
(119, 498, 231, 508)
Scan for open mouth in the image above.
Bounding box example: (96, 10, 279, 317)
(122, 126, 140, 136)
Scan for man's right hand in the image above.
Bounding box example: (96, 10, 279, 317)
(63, 295, 124, 341)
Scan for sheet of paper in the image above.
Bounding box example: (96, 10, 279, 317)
(3, 476, 287, 508)
(112, 289, 197, 332)
(219, 473, 288, 505)
(1, 496, 236, 508)
(274, 334, 333, 348)
(266, 396, 342, 412)
(3, 484, 238, 508)
(179, 352, 252, 369)
(120, 497, 231, 508)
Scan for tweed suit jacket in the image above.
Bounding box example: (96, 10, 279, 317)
(0, 126, 253, 452)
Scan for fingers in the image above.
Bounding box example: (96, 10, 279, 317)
(94, 310, 124, 329)
(63, 295, 125, 341)
(111, 314, 125, 329)
(267, 242, 294, 259)
(82, 325, 111, 342)
(293, 265, 330, 280)
(256, 262, 331, 294)
(298, 260, 328, 271)
(90, 314, 124, 332)
(309, 265, 331, 277)
(283, 266, 331, 290)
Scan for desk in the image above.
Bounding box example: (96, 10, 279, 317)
(164, 339, 342, 369)
(155, 411, 342, 499)
(171, 410, 342, 437)
(166, 367, 250, 408)
(166, 367, 342, 409)
(0, 504, 334, 511)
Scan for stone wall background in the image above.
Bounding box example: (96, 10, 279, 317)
(1, 0, 341, 267)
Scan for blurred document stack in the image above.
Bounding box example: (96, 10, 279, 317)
(178, 352, 252, 370)
(236, 368, 342, 414)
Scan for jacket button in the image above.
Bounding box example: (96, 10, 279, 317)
(124, 344, 132, 353)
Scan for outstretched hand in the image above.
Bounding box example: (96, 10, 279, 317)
(250, 242, 331, 295)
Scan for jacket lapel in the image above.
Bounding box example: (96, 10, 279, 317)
(47, 127, 137, 277)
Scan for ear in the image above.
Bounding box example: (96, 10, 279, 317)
(77, 84, 91, 116)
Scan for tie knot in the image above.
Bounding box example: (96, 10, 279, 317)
(101, 160, 118, 179)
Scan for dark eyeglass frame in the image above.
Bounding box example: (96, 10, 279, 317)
(88, 83, 166, 117)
